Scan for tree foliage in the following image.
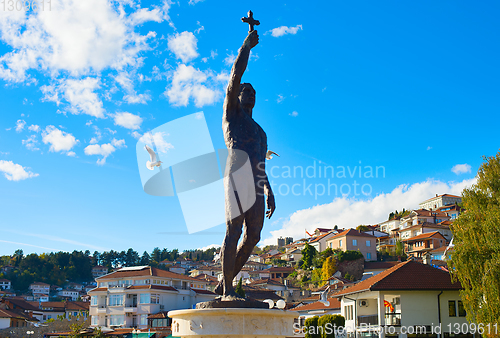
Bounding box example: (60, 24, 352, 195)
(235, 277, 246, 298)
(304, 316, 320, 338)
(321, 256, 336, 284)
(301, 243, 317, 270)
(318, 314, 345, 338)
(449, 151, 500, 333)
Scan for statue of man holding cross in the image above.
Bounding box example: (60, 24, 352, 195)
(216, 11, 276, 299)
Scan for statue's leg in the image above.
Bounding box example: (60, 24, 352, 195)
(232, 197, 265, 280)
(219, 213, 245, 298)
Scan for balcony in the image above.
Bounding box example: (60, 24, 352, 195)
(124, 307, 137, 313)
(358, 315, 378, 326)
(97, 307, 107, 314)
(385, 313, 401, 326)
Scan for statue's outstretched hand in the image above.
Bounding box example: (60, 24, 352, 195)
(244, 30, 259, 49)
(266, 193, 275, 219)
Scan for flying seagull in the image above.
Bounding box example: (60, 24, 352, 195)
(312, 285, 331, 307)
(145, 145, 162, 170)
(266, 150, 280, 160)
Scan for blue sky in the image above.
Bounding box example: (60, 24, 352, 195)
(0, 0, 498, 256)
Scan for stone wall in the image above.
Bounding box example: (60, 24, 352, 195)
(336, 257, 364, 280)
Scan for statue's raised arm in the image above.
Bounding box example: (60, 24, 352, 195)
(223, 30, 259, 118)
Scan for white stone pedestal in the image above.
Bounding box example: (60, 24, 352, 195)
(168, 308, 297, 338)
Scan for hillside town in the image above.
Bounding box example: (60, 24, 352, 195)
(0, 194, 473, 338)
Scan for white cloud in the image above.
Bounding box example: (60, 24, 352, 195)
(0, 160, 39, 181)
(198, 244, 220, 251)
(114, 72, 151, 104)
(261, 178, 477, 246)
(111, 138, 126, 148)
(267, 25, 303, 38)
(168, 31, 199, 63)
(0, 0, 170, 82)
(224, 53, 236, 66)
(114, 112, 143, 130)
(67, 151, 76, 157)
(290, 111, 298, 117)
(452, 164, 472, 175)
(189, 0, 204, 5)
(22, 135, 39, 151)
(139, 132, 173, 154)
(42, 125, 78, 153)
(84, 143, 116, 165)
(277, 94, 285, 103)
(28, 124, 40, 132)
(15, 120, 26, 132)
(427, 146, 432, 151)
(165, 64, 222, 107)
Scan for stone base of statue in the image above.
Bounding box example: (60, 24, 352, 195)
(168, 308, 297, 338)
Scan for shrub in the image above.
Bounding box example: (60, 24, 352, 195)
(304, 316, 320, 338)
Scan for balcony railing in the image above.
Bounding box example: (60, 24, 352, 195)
(385, 313, 401, 326)
(358, 315, 378, 326)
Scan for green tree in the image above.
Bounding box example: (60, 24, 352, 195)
(301, 242, 317, 270)
(304, 316, 320, 338)
(318, 314, 345, 338)
(321, 256, 336, 285)
(235, 277, 245, 298)
(449, 151, 500, 332)
(356, 225, 369, 232)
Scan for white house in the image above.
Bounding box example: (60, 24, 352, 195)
(290, 297, 341, 327)
(88, 266, 216, 329)
(58, 289, 80, 301)
(334, 260, 467, 338)
(29, 282, 50, 296)
(419, 194, 462, 211)
(0, 279, 11, 290)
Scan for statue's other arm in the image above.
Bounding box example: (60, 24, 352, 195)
(223, 31, 259, 118)
(264, 174, 275, 218)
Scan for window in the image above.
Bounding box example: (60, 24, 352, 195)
(448, 300, 456, 317)
(91, 316, 98, 325)
(367, 253, 371, 260)
(110, 315, 124, 326)
(109, 294, 123, 306)
(458, 301, 466, 317)
(91, 296, 98, 306)
(353, 239, 357, 246)
(339, 240, 342, 247)
(140, 293, 150, 304)
(140, 314, 148, 326)
(344, 305, 354, 320)
(366, 240, 371, 247)
(151, 294, 160, 304)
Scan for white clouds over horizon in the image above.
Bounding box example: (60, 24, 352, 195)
(0, 160, 39, 181)
(261, 177, 477, 246)
(267, 25, 303, 38)
(452, 164, 472, 175)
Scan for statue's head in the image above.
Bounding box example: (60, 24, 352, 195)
(239, 83, 256, 111)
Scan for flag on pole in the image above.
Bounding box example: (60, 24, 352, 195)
(384, 300, 394, 312)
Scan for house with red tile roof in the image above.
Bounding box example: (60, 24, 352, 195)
(404, 231, 447, 258)
(325, 229, 377, 261)
(309, 231, 339, 253)
(334, 260, 467, 338)
(419, 194, 462, 211)
(88, 266, 216, 329)
(290, 297, 342, 326)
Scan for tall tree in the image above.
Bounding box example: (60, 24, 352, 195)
(301, 242, 317, 270)
(449, 151, 500, 330)
(321, 256, 336, 284)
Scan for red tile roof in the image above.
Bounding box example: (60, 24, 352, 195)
(96, 266, 200, 282)
(326, 229, 376, 242)
(364, 261, 400, 270)
(405, 231, 446, 242)
(421, 194, 461, 203)
(192, 288, 216, 295)
(290, 297, 341, 311)
(334, 261, 461, 297)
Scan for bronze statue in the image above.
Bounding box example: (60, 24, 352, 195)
(216, 11, 275, 299)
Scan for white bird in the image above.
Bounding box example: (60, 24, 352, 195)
(266, 150, 280, 160)
(312, 285, 330, 307)
(145, 145, 162, 170)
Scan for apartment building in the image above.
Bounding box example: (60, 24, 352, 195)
(88, 266, 216, 329)
(419, 194, 462, 211)
(325, 229, 377, 261)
